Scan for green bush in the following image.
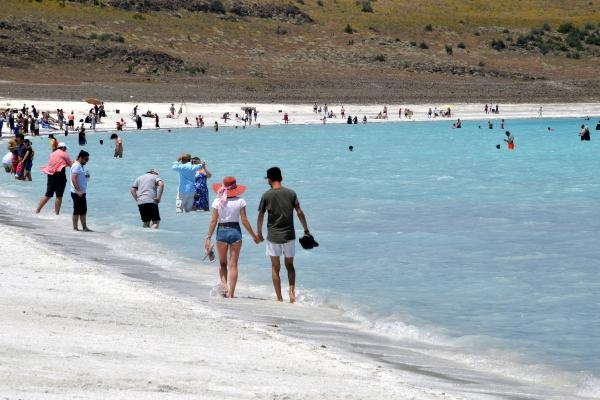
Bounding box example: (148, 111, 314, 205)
(557, 22, 574, 34)
(491, 39, 506, 51)
(374, 54, 385, 62)
(425, 24, 433, 32)
(445, 44, 453, 55)
(209, 0, 225, 14)
(344, 24, 354, 34)
(584, 34, 600, 45)
(361, 1, 373, 12)
(419, 41, 428, 49)
(457, 42, 465, 49)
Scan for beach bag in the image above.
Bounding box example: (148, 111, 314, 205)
(15, 163, 23, 176)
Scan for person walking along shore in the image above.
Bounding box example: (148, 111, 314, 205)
(256, 167, 310, 303)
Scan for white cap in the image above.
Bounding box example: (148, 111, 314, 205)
(57, 142, 68, 149)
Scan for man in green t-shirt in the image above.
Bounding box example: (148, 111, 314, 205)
(257, 167, 310, 303)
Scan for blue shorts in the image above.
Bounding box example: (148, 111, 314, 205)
(216, 224, 242, 244)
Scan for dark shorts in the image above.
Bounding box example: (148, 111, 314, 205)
(45, 171, 67, 198)
(71, 192, 87, 215)
(138, 202, 161, 223)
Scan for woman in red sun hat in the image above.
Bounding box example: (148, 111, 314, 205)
(204, 176, 259, 298)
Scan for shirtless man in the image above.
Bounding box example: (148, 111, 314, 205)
(110, 133, 123, 157)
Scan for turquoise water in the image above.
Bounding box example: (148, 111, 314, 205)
(2, 117, 599, 397)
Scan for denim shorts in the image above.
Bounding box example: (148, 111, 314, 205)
(216, 225, 242, 244)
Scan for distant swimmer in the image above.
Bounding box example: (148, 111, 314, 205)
(453, 118, 462, 129)
(547, 127, 555, 132)
(579, 124, 591, 141)
(595, 121, 600, 130)
(488, 120, 493, 129)
(504, 131, 515, 150)
(348, 145, 354, 151)
(496, 144, 501, 149)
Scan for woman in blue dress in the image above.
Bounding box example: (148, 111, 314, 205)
(192, 156, 212, 211)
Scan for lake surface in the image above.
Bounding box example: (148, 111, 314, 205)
(2, 116, 599, 398)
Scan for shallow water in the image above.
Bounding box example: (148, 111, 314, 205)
(2, 116, 599, 398)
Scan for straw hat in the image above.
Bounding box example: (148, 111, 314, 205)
(212, 176, 246, 198)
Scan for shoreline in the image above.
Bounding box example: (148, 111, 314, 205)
(0, 195, 589, 400)
(2, 98, 599, 138)
(1, 108, 598, 398)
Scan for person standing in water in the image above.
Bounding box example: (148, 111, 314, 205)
(256, 167, 311, 303)
(131, 169, 164, 229)
(191, 156, 212, 211)
(204, 176, 259, 298)
(110, 133, 123, 157)
(504, 131, 515, 150)
(70, 150, 92, 231)
(36, 142, 72, 215)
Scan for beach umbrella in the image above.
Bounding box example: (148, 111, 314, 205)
(84, 97, 102, 105)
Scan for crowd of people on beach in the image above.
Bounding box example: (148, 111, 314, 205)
(4, 100, 599, 304)
(3, 124, 314, 302)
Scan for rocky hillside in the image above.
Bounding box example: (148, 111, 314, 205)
(1, 0, 599, 102)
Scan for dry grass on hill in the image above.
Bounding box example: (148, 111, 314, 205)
(1, 0, 599, 102)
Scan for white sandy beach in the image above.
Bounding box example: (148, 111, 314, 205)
(0, 223, 457, 400)
(2, 98, 600, 399)
(2, 98, 600, 136)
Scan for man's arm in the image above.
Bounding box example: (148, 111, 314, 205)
(71, 171, 82, 196)
(130, 186, 138, 201)
(256, 210, 265, 242)
(155, 180, 164, 203)
(295, 205, 309, 234)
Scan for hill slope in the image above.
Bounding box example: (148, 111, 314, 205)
(1, 0, 599, 103)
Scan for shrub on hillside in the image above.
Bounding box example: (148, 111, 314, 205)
(491, 39, 506, 51)
(557, 22, 575, 34)
(344, 24, 354, 34)
(209, 0, 226, 14)
(361, 1, 373, 13)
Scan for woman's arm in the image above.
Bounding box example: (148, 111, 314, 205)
(202, 163, 212, 178)
(204, 208, 218, 251)
(240, 207, 258, 242)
